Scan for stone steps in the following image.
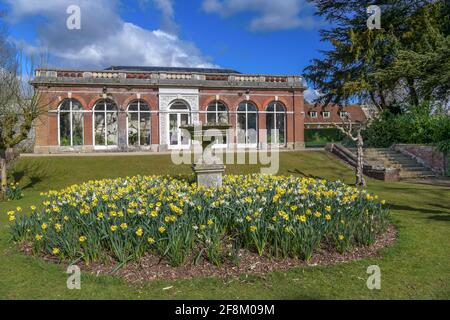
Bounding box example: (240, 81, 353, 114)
(359, 148, 436, 180)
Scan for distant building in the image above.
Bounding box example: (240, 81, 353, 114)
(304, 103, 367, 129)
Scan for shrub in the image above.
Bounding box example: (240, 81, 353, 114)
(364, 104, 450, 148)
(305, 128, 346, 147)
(8, 175, 390, 266)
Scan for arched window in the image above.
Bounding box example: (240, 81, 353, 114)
(59, 99, 84, 146)
(266, 101, 286, 145)
(206, 101, 229, 124)
(237, 101, 258, 146)
(205, 101, 229, 147)
(127, 100, 151, 147)
(93, 99, 118, 147)
(168, 100, 191, 148)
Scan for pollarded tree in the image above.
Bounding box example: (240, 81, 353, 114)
(0, 17, 50, 199)
(332, 116, 366, 187)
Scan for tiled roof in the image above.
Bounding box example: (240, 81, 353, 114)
(304, 104, 367, 124)
(104, 66, 241, 74)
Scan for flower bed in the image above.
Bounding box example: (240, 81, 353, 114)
(8, 174, 390, 267)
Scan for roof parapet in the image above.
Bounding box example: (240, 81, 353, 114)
(33, 68, 304, 89)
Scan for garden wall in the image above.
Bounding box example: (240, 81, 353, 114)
(393, 144, 448, 176)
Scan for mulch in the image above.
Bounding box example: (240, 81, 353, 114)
(21, 225, 397, 283)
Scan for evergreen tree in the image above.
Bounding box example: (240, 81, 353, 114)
(304, 0, 449, 112)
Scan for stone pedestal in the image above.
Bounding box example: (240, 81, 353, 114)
(193, 163, 225, 188)
(180, 123, 232, 189)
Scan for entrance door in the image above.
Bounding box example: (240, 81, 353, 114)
(168, 101, 191, 149)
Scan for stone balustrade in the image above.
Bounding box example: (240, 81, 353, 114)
(33, 69, 303, 88)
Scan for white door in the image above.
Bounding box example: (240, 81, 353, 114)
(168, 112, 190, 149)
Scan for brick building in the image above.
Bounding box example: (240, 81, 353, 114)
(304, 103, 367, 129)
(30, 66, 365, 153)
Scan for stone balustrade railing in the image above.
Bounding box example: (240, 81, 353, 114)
(34, 69, 303, 86)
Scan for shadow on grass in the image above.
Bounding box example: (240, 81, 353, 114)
(287, 168, 325, 180)
(389, 204, 447, 215)
(428, 214, 450, 222)
(11, 161, 48, 190)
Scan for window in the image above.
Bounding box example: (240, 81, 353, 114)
(237, 101, 258, 146)
(127, 100, 151, 147)
(310, 111, 318, 118)
(340, 111, 349, 118)
(322, 111, 330, 118)
(93, 99, 118, 147)
(266, 101, 286, 145)
(206, 101, 229, 124)
(206, 101, 229, 146)
(59, 99, 84, 146)
(169, 101, 191, 148)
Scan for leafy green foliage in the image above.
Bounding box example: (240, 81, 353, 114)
(304, 0, 450, 111)
(8, 174, 389, 267)
(305, 128, 345, 147)
(363, 105, 450, 148)
(5, 182, 23, 201)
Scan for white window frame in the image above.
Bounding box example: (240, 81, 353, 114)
(58, 99, 84, 147)
(236, 101, 258, 148)
(310, 111, 318, 118)
(92, 100, 119, 149)
(206, 100, 229, 148)
(266, 102, 286, 146)
(340, 111, 349, 118)
(322, 111, 330, 118)
(167, 100, 191, 150)
(126, 100, 151, 147)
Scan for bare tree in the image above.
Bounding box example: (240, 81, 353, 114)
(0, 18, 50, 199)
(332, 115, 366, 187)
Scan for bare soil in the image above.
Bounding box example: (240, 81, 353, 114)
(21, 225, 397, 283)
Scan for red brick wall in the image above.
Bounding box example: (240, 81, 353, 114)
(35, 86, 305, 150)
(199, 88, 304, 147)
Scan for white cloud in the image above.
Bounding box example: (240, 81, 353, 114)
(4, 0, 217, 69)
(139, 0, 178, 34)
(304, 88, 321, 103)
(202, 0, 319, 32)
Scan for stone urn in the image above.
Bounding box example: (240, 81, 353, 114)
(180, 123, 231, 188)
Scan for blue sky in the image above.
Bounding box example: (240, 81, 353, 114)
(0, 0, 330, 97)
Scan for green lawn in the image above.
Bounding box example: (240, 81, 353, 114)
(0, 151, 449, 299)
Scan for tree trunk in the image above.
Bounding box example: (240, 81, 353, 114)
(0, 155, 7, 198)
(355, 131, 366, 187)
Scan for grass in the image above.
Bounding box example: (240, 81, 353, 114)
(0, 151, 449, 299)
